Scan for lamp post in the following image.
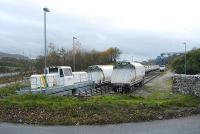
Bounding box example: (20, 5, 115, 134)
(183, 42, 187, 75)
(43, 7, 50, 74)
(73, 37, 77, 71)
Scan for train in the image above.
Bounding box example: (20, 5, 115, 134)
(30, 63, 159, 94)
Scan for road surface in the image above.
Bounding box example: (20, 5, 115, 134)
(0, 114, 200, 134)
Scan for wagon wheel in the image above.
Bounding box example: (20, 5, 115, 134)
(113, 87, 117, 93)
(130, 85, 134, 91)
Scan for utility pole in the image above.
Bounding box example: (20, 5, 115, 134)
(43, 7, 50, 74)
(43, 7, 50, 90)
(73, 37, 77, 71)
(183, 42, 187, 75)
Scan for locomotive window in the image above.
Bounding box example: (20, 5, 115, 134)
(63, 68, 72, 76)
(60, 69, 64, 77)
(49, 67, 58, 74)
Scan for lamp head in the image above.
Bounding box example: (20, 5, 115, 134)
(43, 7, 50, 12)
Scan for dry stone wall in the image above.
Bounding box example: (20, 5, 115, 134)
(173, 74, 200, 96)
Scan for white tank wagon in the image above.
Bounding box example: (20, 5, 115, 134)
(110, 62, 145, 92)
(86, 65, 113, 85)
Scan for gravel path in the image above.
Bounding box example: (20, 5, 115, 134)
(134, 71, 173, 97)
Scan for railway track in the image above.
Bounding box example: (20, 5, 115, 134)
(144, 70, 160, 84)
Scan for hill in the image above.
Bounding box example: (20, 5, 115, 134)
(0, 52, 28, 60)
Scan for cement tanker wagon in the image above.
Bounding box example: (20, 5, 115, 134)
(86, 65, 113, 86)
(111, 61, 145, 92)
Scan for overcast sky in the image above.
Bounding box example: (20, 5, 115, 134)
(1, 0, 200, 61)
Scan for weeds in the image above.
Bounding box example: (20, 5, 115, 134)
(0, 83, 27, 97)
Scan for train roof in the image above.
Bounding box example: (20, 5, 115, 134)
(72, 71, 87, 74)
(114, 61, 144, 69)
(86, 65, 113, 72)
(47, 66, 71, 69)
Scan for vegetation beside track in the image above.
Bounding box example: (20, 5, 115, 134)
(171, 48, 200, 74)
(0, 75, 22, 84)
(0, 90, 200, 125)
(0, 83, 28, 97)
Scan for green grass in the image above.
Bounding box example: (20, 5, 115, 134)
(0, 91, 199, 125)
(2, 91, 199, 109)
(165, 78, 173, 87)
(0, 75, 23, 84)
(160, 71, 167, 76)
(0, 83, 28, 97)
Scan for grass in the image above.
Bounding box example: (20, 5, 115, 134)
(0, 91, 199, 125)
(2, 91, 200, 109)
(0, 75, 22, 84)
(160, 71, 167, 76)
(165, 78, 173, 87)
(0, 83, 28, 97)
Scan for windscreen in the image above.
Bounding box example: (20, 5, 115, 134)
(63, 68, 72, 76)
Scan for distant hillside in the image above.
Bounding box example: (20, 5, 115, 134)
(0, 52, 29, 60)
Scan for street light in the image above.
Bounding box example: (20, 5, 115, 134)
(43, 7, 50, 74)
(73, 37, 77, 71)
(183, 42, 187, 75)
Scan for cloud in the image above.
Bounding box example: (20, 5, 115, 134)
(0, 0, 200, 60)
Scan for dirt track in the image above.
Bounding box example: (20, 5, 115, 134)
(133, 71, 173, 97)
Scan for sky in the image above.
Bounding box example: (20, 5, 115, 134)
(1, 0, 200, 61)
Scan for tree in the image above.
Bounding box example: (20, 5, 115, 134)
(59, 48, 66, 65)
(171, 48, 200, 74)
(106, 47, 121, 62)
(34, 45, 122, 72)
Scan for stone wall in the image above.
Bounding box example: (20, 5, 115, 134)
(173, 74, 200, 96)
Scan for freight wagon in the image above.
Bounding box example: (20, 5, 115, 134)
(86, 65, 113, 86)
(110, 61, 145, 92)
(144, 65, 160, 72)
